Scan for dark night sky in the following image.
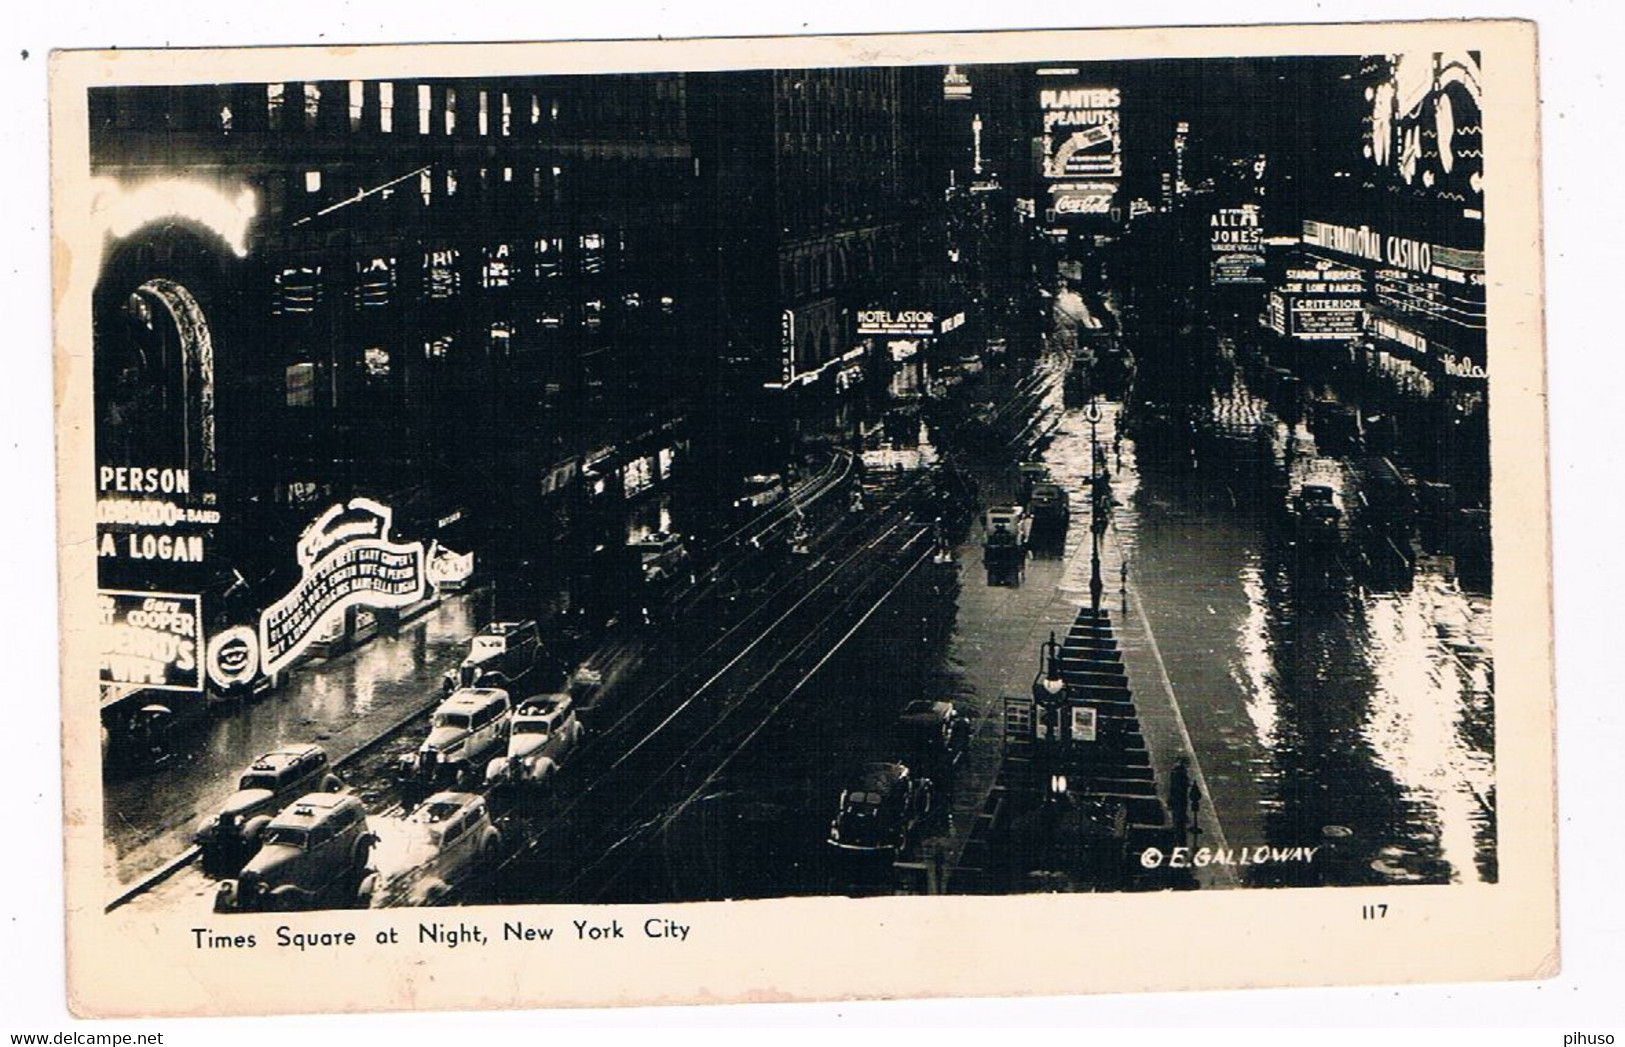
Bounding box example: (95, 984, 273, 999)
(962, 54, 1369, 196)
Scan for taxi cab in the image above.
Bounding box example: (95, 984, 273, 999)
(195, 745, 343, 875)
(399, 688, 512, 789)
(215, 792, 376, 912)
(365, 792, 502, 907)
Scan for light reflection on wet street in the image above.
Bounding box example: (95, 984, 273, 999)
(1039, 363, 1495, 886)
(104, 591, 488, 883)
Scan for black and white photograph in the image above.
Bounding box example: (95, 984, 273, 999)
(45, 18, 1556, 1016)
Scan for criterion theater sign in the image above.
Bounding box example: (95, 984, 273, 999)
(258, 497, 426, 676)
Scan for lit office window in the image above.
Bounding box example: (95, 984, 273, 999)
(363, 346, 391, 379)
(266, 83, 286, 129)
(483, 245, 512, 288)
(418, 85, 432, 135)
(424, 248, 460, 299)
(348, 81, 364, 131)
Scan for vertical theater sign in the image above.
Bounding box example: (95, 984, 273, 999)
(1210, 204, 1266, 285)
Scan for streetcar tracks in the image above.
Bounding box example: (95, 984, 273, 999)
(558, 525, 936, 901)
(581, 474, 930, 754)
(598, 518, 914, 776)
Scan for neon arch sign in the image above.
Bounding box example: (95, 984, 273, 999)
(90, 176, 258, 261)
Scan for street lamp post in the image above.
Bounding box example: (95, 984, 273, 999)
(1086, 398, 1107, 614)
(1031, 630, 1068, 801)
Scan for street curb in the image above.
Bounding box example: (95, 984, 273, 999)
(104, 690, 447, 914)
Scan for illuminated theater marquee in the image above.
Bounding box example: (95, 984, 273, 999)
(1303, 220, 1483, 283)
(258, 498, 426, 675)
(99, 590, 203, 692)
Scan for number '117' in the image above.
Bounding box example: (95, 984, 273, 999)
(1362, 904, 1389, 920)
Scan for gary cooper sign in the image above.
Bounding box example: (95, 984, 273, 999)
(98, 590, 202, 692)
(259, 498, 426, 675)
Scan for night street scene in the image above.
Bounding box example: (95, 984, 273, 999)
(89, 51, 1494, 917)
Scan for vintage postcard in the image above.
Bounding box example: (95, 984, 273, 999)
(50, 20, 1554, 1016)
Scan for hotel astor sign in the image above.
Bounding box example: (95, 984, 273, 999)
(858, 309, 936, 335)
(258, 498, 426, 676)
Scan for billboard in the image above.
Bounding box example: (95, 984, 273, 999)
(1210, 204, 1265, 285)
(99, 590, 203, 692)
(1040, 86, 1122, 181)
(1363, 52, 1483, 206)
(1051, 182, 1118, 219)
(1302, 220, 1483, 287)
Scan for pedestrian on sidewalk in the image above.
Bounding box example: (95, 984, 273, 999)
(1168, 756, 1192, 846)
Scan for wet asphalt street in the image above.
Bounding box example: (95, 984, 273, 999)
(107, 279, 1495, 906)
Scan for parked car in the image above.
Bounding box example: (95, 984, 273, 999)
(827, 762, 932, 855)
(398, 688, 512, 789)
(896, 700, 971, 768)
(484, 693, 586, 795)
(627, 530, 690, 586)
(214, 792, 376, 912)
(441, 620, 547, 695)
(364, 792, 502, 907)
(195, 745, 343, 876)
